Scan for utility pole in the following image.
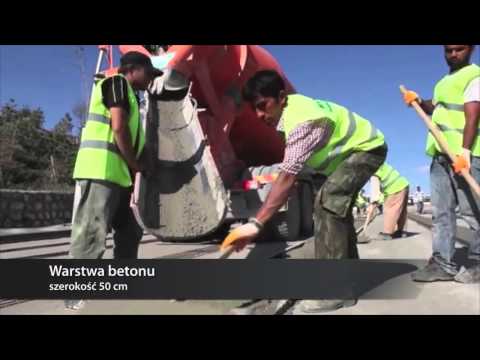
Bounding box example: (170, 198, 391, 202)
(73, 46, 89, 133)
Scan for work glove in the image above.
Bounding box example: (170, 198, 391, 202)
(403, 90, 421, 106)
(148, 74, 166, 96)
(220, 222, 261, 252)
(453, 148, 471, 174)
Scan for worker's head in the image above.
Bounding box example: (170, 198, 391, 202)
(119, 51, 162, 91)
(444, 45, 475, 72)
(417, 186, 421, 191)
(242, 70, 288, 128)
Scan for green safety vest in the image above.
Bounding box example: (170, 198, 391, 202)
(73, 74, 145, 187)
(282, 94, 385, 176)
(375, 162, 409, 196)
(356, 193, 367, 207)
(426, 64, 480, 157)
(378, 192, 385, 204)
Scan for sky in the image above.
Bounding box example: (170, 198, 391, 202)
(1, 45, 479, 194)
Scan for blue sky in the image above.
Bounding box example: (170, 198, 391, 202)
(1, 45, 479, 193)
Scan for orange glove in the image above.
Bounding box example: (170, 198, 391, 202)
(220, 223, 260, 252)
(403, 90, 421, 106)
(453, 150, 471, 174)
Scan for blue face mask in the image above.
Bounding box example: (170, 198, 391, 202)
(151, 52, 176, 71)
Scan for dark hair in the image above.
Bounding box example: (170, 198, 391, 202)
(242, 70, 285, 103)
(118, 63, 140, 75)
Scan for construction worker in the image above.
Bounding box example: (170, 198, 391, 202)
(223, 70, 387, 313)
(405, 45, 480, 284)
(355, 189, 368, 216)
(66, 52, 161, 309)
(367, 162, 410, 241)
(414, 185, 425, 214)
(70, 51, 162, 259)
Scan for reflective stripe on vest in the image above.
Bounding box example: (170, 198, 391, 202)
(435, 102, 464, 112)
(382, 168, 400, 191)
(87, 113, 110, 125)
(79, 140, 119, 155)
(316, 111, 356, 171)
(281, 95, 385, 176)
(317, 111, 381, 172)
(375, 162, 409, 196)
(436, 123, 480, 136)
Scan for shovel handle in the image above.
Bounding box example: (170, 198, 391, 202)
(400, 85, 480, 199)
(363, 203, 376, 233)
(219, 246, 235, 259)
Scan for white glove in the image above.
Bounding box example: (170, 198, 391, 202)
(148, 74, 166, 96)
(220, 222, 261, 252)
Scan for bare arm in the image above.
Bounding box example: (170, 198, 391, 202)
(420, 99, 435, 115)
(110, 107, 142, 173)
(463, 102, 480, 150)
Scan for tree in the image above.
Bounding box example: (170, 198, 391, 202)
(0, 101, 78, 190)
(53, 113, 74, 135)
(50, 113, 77, 186)
(72, 46, 90, 133)
(0, 106, 18, 187)
(72, 101, 88, 132)
(0, 100, 48, 187)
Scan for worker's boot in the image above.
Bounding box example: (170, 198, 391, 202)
(228, 300, 285, 315)
(357, 235, 371, 244)
(411, 258, 455, 282)
(454, 265, 480, 284)
(393, 230, 408, 238)
(64, 299, 86, 311)
(367, 232, 394, 242)
(292, 299, 357, 314)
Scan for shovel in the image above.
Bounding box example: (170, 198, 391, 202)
(400, 85, 480, 199)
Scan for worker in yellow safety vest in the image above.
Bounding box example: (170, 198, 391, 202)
(355, 189, 368, 216)
(221, 70, 388, 313)
(69, 54, 161, 259)
(405, 45, 480, 284)
(367, 162, 409, 242)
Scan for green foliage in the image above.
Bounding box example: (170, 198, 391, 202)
(0, 100, 78, 190)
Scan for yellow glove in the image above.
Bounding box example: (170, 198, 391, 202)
(220, 222, 260, 252)
(403, 90, 421, 106)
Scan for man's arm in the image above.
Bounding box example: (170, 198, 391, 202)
(420, 99, 435, 115)
(102, 76, 143, 174)
(463, 101, 480, 150)
(220, 119, 333, 252)
(462, 79, 480, 151)
(110, 107, 142, 173)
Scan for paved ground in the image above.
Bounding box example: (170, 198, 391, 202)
(302, 208, 479, 315)
(1, 207, 479, 315)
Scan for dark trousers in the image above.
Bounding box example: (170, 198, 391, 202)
(416, 201, 424, 214)
(313, 146, 387, 260)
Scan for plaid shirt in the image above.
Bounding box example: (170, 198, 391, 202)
(278, 118, 333, 175)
